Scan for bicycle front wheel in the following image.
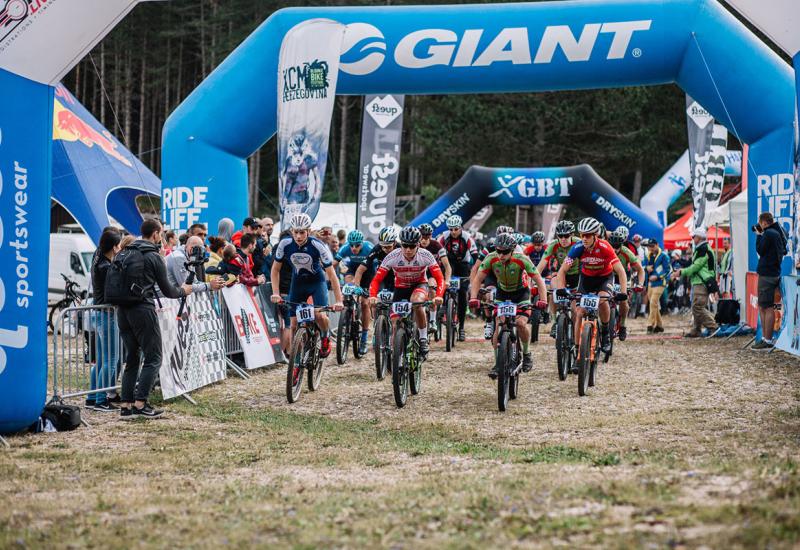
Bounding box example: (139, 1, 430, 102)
(556, 313, 570, 381)
(409, 337, 422, 396)
(287, 328, 309, 403)
(445, 297, 456, 352)
(578, 322, 594, 397)
(392, 328, 409, 408)
(497, 331, 511, 411)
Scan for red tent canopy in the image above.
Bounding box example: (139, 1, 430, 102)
(663, 210, 730, 251)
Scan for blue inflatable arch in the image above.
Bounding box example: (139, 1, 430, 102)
(162, 0, 795, 246)
(410, 165, 663, 240)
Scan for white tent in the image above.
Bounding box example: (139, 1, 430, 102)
(727, 191, 749, 313)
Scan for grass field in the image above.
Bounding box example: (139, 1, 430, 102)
(2, 316, 800, 548)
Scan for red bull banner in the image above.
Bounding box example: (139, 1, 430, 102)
(277, 19, 345, 223)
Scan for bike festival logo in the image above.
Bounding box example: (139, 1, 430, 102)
(282, 59, 331, 103)
(365, 95, 403, 129)
(339, 19, 651, 75)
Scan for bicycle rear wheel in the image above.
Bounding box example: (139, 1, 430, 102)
(445, 297, 456, 352)
(287, 328, 309, 403)
(604, 307, 615, 363)
(308, 332, 325, 392)
(409, 338, 422, 395)
(497, 331, 511, 411)
(509, 338, 520, 400)
(392, 329, 409, 408)
(529, 310, 540, 344)
(374, 315, 390, 380)
(578, 323, 594, 397)
(336, 307, 351, 365)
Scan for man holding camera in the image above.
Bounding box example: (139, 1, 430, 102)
(166, 235, 225, 293)
(752, 212, 787, 350)
(671, 228, 718, 337)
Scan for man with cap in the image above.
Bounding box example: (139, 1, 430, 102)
(671, 228, 718, 337)
(231, 217, 261, 247)
(642, 238, 671, 334)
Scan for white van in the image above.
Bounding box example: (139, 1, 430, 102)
(49, 233, 96, 304)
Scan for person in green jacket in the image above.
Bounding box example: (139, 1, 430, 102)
(671, 228, 719, 337)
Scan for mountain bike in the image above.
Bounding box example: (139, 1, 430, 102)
(49, 273, 86, 332)
(628, 275, 643, 319)
(528, 279, 551, 344)
(553, 290, 575, 381)
(286, 302, 334, 403)
(336, 284, 366, 364)
(570, 292, 616, 397)
(372, 289, 394, 380)
(441, 277, 461, 351)
(391, 300, 432, 408)
(494, 301, 525, 412)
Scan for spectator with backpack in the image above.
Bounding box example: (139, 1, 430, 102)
(671, 228, 718, 337)
(752, 211, 788, 350)
(105, 219, 193, 418)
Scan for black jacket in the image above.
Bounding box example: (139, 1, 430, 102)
(756, 223, 786, 277)
(91, 253, 111, 304)
(128, 240, 185, 305)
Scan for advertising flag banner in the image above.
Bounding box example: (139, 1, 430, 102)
(221, 285, 279, 370)
(776, 276, 800, 356)
(356, 94, 405, 241)
(464, 206, 493, 235)
(686, 95, 728, 232)
(156, 293, 227, 400)
(277, 19, 345, 223)
(542, 204, 564, 241)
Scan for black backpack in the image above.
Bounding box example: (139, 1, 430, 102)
(42, 403, 81, 431)
(715, 299, 740, 325)
(105, 246, 149, 305)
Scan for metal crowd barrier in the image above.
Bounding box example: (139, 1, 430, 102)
(50, 304, 123, 403)
(210, 290, 251, 379)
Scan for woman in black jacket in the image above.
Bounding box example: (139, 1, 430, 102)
(87, 228, 122, 411)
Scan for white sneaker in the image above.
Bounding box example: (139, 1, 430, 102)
(484, 322, 494, 340)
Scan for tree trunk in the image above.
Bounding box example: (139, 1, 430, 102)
(124, 49, 132, 144)
(99, 42, 106, 127)
(138, 40, 147, 157)
(200, 1, 207, 79)
(164, 38, 171, 120)
(253, 149, 261, 215)
(632, 163, 643, 205)
(338, 96, 348, 202)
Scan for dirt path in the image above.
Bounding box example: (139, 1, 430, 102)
(2, 315, 799, 548)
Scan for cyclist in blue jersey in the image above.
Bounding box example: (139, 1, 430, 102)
(270, 213, 344, 358)
(334, 230, 374, 354)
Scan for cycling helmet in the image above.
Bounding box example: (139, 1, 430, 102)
(495, 233, 517, 252)
(347, 229, 365, 245)
(531, 231, 546, 244)
(577, 217, 602, 235)
(399, 225, 421, 245)
(289, 212, 312, 230)
(632, 233, 642, 242)
(615, 226, 630, 241)
(514, 233, 525, 245)
(446, 215, 463, 229)
(608, 232, 626, 248)
(598, 223, 607, 239)
(378, 227, 398, 245)
(418, 223, 434, 236)
(555, 220, 575, 237)
(487, 237, 496, 250)
(496, 225, 514, 235)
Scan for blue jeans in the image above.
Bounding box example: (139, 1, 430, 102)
(89, 310, 119, 404)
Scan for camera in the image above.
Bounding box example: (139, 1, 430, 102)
(751, 224, 761, 233)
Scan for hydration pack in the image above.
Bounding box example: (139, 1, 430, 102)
(104, 246, 149, 305)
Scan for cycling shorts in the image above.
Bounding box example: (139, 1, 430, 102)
(577, 273, 614, 296)
(484, 273, 497, 288)
(392, 283, 429, 303)
(288, 281, 329, 317)
(565, 272, 580, 290)
(495, 287, 532, 319)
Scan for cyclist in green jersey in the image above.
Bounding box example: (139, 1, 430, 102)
(608, 228, 645, 340)
(537, 220, 580, 338)
(469, 233, 548, 376)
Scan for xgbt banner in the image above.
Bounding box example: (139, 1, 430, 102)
(356, 94, 404, 242)
(156, 292, 227, 400)
(221, 285, 279, 370)
(686, 96, 727, 232)
(277, 19, 345, 222)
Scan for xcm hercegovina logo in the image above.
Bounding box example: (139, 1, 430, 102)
(282, 59, 330, 102)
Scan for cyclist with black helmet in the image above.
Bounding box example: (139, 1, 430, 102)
(608, 227, 645, 341)
(469, 233, 548, 376)
(555, 217, 628, 352)
(438, 215, 478, 342)
(419, 223, 452, 289)
(369, 226, 445, 358)
(538, 220, 580, 337)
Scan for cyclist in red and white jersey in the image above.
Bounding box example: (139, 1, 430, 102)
(370, 226, 444, 357)
(555, 217, 628, 352)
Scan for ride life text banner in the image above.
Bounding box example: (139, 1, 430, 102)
(356, 94, 405, 242)
(277, 19, 345, 223)
(221, 285, 279, 370)
(686, 95, 728, 232)
(156, 293, 227, 400)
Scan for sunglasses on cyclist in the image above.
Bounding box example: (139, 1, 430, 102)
(496, 248, 513, 255)
(401, 243, 418, 249)
(580, 233, 596, 238)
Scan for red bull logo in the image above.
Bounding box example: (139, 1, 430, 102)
(52, 97, 133, 167)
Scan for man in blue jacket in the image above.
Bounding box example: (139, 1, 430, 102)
(753, 212, 787, 350)
(643, 239, 671, 334)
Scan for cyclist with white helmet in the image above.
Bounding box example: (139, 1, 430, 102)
(334, 229, 375, 353)
(555, 217, 628, 352)
(608, 227, 645, 340)
(369, 226, 445, 358)
(270, 213, 344, 358)
(438, 215, 478, 341)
